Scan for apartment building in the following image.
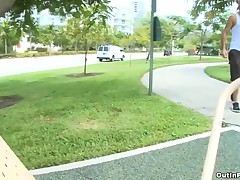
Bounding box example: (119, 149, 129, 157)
(131, 0, 146, 25)
(32, 9, 69, 26)
(31, 0, 147, 34)
(8, 0, 147, 52)
(107, 6, 134, 34)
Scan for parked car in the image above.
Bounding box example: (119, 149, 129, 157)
(96, 45, 125, 62)
(163, 50, 172, 56)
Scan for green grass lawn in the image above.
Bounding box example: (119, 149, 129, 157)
(204, 64, 230, 83)
(0, 56, 224, 170)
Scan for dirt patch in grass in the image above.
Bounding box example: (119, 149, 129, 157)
(73, 120, 101, 130)
(66, 72, 104, 78)
(0, 95, 23, 109)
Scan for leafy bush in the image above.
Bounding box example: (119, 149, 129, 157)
(15, 50, 97, 58)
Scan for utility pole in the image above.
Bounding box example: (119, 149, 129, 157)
(148, 0, 156, 95)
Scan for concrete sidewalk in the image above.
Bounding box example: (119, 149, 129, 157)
(141, 62, 240, 126)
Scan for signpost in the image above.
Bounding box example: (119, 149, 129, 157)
(148, 0, 161, 95)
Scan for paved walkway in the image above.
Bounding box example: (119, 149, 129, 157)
(141, 62, 240, 126)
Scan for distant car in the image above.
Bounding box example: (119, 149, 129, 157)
(163, 50, 172, 56)
(97, 45, 125, 62)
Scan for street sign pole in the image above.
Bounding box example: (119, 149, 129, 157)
(148, 0, 156, 95)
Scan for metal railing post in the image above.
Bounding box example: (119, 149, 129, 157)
(201, 78, 240, 180)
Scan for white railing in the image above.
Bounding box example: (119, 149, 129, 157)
(201, 78, 240, 180)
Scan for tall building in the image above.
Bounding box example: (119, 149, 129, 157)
(32, 9, 69, 26)
(107, 0, 147, 34)
(31, 7, 136, 34)
(0, 1, 147, 34)
(131, 0, 147, 25)
(107, 6, 134, 34)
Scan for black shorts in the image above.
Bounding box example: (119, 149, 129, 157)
(229, 49, 240, 81)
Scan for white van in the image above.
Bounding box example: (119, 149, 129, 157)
(96, 45, 125, 62)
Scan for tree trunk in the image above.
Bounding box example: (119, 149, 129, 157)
(29, 32, 32, 51)
(83, 38, 88, 75)
(4, 38, 7, 54)
(199, 29, 207, 60)
(75, 41, 78, 52)
(48, 44, 51, 56)
(61, 39, 63, 55)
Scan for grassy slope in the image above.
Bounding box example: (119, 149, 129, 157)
(0, 56, 223, 169)
(204, 64, 230, 83)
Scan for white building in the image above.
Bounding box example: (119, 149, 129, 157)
(5, 0, 147, 52)
(131, 0, 147, 25)
(107, 6, 135, 34)
(108, 0, 147, 34)
(32, 9, 70, 26)
(1, 1, 146, 34)
(30, 0, 147, 35)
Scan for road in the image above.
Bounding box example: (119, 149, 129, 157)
(0, 52, 187, 77)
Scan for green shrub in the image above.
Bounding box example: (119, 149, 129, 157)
(15, 50, 97, 58)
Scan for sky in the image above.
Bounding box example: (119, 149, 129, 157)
(146, 0, 194, 17)
(110, 0, 239, 18)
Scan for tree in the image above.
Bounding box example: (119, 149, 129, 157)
(81, 14, 109, 75)
(129, 14, 150, 50)
(65, 18, 83, 52)
(88, 23, 112, 49)
(100, 26, 118, 46)
(191, 0, 236, 18)
(158, 18, 177, 50)
(183, 32, 201, 51)
(166, 16, 196, 49)
(132, 23, 150, 48)
(167, 16, 195, 38)
(198, 21, 209, 60)
(191, 9, 231, 59)
(117, 33, 134, 50)
(66, 2, 111, 75)
(33, 25, 56, 52)
(128, 14, 193, 51)
(189, 0, 232, 58)
(0, 19, 19, 54)
(24, 25, 39, 51)
(2, 0, 113, 38)
(53, 27, 70, 53)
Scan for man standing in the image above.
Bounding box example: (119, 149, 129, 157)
(221, 0, 240, 112)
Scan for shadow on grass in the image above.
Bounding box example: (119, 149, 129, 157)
(0, 73, 150, 111)
(66, 72, 104, 78)
(0, 95, 23, 109)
